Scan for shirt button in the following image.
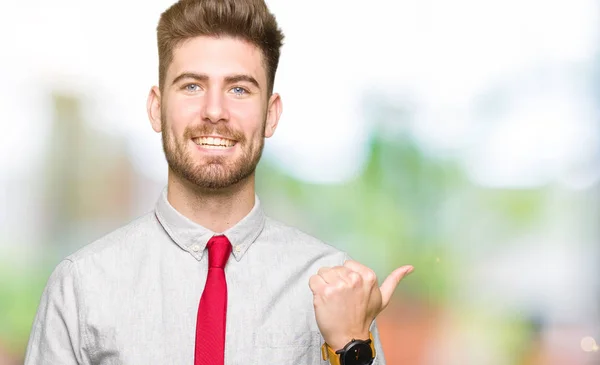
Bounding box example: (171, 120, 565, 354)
(191, 244, 200, 252)
(234, 246, 241, 253)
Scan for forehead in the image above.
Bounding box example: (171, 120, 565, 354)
(168, 36, 266, 84)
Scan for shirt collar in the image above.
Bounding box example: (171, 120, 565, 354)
(154, 187, 266, 262)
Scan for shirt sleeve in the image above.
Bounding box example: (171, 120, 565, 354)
(24, 259, 87, 365)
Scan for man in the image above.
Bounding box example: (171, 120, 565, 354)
(25, 0, 413, 364)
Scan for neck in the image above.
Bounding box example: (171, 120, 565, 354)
(166, 170, 256, 233)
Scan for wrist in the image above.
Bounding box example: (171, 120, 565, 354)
(326, 331, 371, 351)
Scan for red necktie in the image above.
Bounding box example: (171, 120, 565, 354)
(194, 235, 232, 365)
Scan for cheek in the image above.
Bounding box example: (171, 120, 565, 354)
(167, 97, 202, 135)
(228, 101, 266, 136)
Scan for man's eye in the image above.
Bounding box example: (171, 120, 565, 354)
(231, 87, 248, 95)
(185, 84, 200, 92)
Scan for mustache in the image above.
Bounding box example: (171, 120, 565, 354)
(183, 124, 246, 142)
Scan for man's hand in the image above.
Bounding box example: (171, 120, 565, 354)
(308, 260, 413, 351)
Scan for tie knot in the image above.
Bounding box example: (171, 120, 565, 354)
(206, 235, 232, 268)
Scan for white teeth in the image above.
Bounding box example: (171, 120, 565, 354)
(193, 137, 235, 147)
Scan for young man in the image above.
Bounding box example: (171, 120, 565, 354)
(25, 0, 413, 364)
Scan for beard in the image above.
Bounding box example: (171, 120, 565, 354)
(161, 118, 265, 190)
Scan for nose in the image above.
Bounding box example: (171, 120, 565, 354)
(201, 88, 229, 124)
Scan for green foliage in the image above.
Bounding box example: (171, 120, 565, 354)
(258, 125, 547, 305)
(0, 260, 51, 357)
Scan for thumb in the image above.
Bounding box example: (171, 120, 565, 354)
(379, 265, 413, 309)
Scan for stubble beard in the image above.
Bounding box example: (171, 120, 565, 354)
(161, 118, 266, 190)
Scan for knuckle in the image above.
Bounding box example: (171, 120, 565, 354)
(349, 271, 362, 285)
(339, 267, 352, 275)
(364, 270, 377, 283)
(323, 286, 336, 297)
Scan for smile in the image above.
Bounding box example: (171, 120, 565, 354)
(192, 136, 236, 149)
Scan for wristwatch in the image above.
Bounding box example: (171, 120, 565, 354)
(321, 332, 376, 365)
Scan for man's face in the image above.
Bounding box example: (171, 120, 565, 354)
(149, 36, 281, 190)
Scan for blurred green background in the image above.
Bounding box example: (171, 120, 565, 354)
(1, 0, 599, 364)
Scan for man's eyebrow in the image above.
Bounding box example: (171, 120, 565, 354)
(171, 72, 208, 86)
(224, 74, 260, 89)
(171, 73, 261, 90)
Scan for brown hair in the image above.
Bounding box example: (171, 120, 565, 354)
(157, 0, 284, 94)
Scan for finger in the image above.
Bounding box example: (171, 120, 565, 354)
(309, 274, 327, 293)
(347, 270, 362, 287)
(309, 275, 327, 307)
(318, 267, 345, 285)
(344, 260, 377, 285)
(317, 267, 335, 284)
(380, 265, 413, 309)
(331, 266, 355, 286)
(317, 267, 331, 276)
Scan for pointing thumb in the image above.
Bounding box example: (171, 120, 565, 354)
(379, 265, 413, 309)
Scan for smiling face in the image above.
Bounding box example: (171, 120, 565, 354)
(148, 36, 282, 190)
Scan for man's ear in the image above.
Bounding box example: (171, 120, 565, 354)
(147, 86, 162, 133)
(265, 93, 282, 138)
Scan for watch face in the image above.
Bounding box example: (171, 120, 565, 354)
(341, 342, 373, 365)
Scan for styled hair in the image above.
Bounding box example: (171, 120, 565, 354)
(157, 0, 284, 94)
